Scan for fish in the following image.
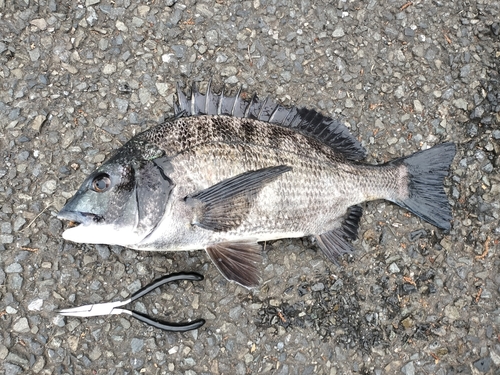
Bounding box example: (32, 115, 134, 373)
(57, 82, 456, 288)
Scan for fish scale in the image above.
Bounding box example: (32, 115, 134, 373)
(58, 83, 456, 288)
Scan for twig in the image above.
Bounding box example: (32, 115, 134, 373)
(475, 237, 490, 260)
(21, 204, 51, 232)
(400, 2, 413, 11)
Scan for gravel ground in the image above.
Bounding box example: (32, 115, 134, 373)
(1, 0, 499, 374)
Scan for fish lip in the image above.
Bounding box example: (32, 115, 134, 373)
(57, 210, 104, 226)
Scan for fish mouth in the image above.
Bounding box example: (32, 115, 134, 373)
(57, 210, 104, 228)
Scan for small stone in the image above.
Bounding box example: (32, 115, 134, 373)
(13, 317, 30, 333)
(116, 20, 128, 32)
(404, 28, 415, 37)
(444, 304, 460, 321)
(86, 7, 98, 26)
(96, 244, 110, 259)
(473, 357, 492, 372)
(61, 63, 78, 74)
(388, 262, 400, 274)
(221, 66, 238, 77)
(401, 316, 414, 329)
(4, 363, 23, 375)
(103, 64, 117, 74)
(229, 306, 243, 320)
(31, 114, 47, 132)
(387, 137, 398, 145)
(138, 5, 150, 16)
(492, 22, 500, 36)
(89, 346, 102, 361)
(29, 48, 41, 62)
(155, 82, 169, 96)
(452, 98, 468, 110)
(460, 64, 471, 78)
(41, 180, 57, 195)
(132, 17, 144, 27)
(394, 86, 405, 98)
(131, 338, 144, 354)
(401, 361, 415, 375)
(6, 263, 22, 273)
(168, 346, 179, 355)
(115, 98, 128, 113)
(85, 0, 100, 5)
(332, 28, 345, 38)
(30, 18, 47, 30)
(138, 88, 151, 105)
(413, 100, 423, 113)
(162, 53, 175, 63)
(28, 298, 43, 311)
(1, 222, 12, 234)
(205, 30, 218, 45)
(345, 98, 354, 108)
(6, 306, 18, 314)
(311, 282, 325, 291)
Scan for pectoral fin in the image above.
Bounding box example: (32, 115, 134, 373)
(206, 241, 262, 288)
(315, 205, 363, 264)
(185, 165, 292, 231)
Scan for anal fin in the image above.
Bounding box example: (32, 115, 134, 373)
(315, 205, 363, 264)
(206, 241, 262, 288)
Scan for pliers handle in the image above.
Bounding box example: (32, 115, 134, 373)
(58, 272, 205, 332)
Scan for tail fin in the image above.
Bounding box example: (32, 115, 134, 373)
(391, 143, 456, 231)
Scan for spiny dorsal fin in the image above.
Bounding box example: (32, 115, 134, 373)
(174, 82, 367, 161)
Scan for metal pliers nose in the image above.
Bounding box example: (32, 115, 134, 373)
(58, 272, 205, 332)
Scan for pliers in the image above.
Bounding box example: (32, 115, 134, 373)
(58, 272, 205, 332)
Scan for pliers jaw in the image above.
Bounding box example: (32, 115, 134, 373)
(57, 300, 127, 317)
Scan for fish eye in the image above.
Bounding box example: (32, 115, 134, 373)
(92, 174, 112, 192)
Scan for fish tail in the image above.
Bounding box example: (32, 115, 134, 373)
(390, 142, 456, 231)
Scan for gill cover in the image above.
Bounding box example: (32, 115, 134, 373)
(58, 154, 173, 246)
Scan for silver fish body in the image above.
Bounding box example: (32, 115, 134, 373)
(58, 83, 456, 287)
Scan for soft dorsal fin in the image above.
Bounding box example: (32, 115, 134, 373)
(174, 82, 367, 161)
(315, 205, 363, 264)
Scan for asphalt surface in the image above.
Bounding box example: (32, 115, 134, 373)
(1, 0, 499, 374)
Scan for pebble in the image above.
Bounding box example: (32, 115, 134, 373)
(4, 363, 23, 375)
(205, 30, 218, 45)
(115, 98, 129, 113)
(41, 179, 57, 195)
(115, 20, 128, 32)
(453, 98, 468, 110)
(332, 28, 345, 38)
(13, 317, 30, 333)
(6, 263, 22, 273)
(220, 66, 238, 77)
(138, 88, 151, 105)
(413, 100, 423, 113)
(401, 361, 415, 375)
(103, 63, 117, 74)
(388, 263, 400, 274)
(28, 298, 43, 311)
(473, 357, 492, 372)
(311, 282, 325, 291)
(30, 18, 48, 30)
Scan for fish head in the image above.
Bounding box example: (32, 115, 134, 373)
(58, 147, 174, 247)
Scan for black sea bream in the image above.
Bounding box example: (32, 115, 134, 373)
(58, 83, 456, 287)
